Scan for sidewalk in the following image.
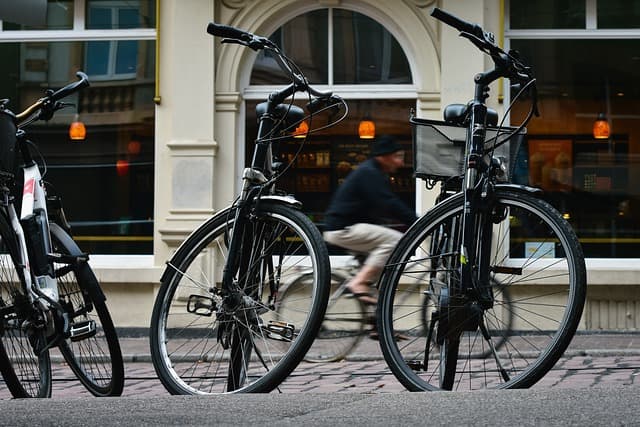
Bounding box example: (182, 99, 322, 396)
(1, 333, 639, 399)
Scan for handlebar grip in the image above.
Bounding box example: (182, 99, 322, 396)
(49, 71, 90, 102)
(207, 22, 252, 41)
(431, 7, 482, 37)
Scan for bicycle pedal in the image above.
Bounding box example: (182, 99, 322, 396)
(70, 319, 96, 342)
(263, 320, 295, 341)
(48, 252, 89, 265)
(187, 294, 217, 316)
(406, 360, 424, 371)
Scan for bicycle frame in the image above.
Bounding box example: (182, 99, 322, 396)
(431, 5, 538, 340)
(9, 140, 57, 307)
(458, 77, 498, 306)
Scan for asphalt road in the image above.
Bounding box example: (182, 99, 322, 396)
(0, 386, 638, 426)
(1, 334, 640, 426)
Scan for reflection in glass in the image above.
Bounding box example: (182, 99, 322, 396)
(510, 39, 640, 257)
(86, 0, 156, 29)
(598, 0, 640, 29)
(333, 9, 411, 84)
(509, 0, 585, 29)
(3, 0, 73, 30)
(0, 40, 155, 254)
(251, 9, 328, 85)
(250, 8, 411, 86)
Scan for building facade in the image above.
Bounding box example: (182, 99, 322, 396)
(2, 0, 639, 330)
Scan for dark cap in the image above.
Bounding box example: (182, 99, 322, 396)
(370, 135, 401, 157)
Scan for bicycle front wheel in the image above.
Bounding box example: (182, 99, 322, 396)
(51, 224, 125, 397)
(0, 212, 51, 398)
(150, 201, 330, 394)
(378, 189, 586, 391)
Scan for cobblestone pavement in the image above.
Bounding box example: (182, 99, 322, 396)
(1, 334, 639, 399)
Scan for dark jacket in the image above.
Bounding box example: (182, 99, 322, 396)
(323, 158, 418, 231)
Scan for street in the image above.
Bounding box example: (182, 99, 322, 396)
(0, 334, 639, 425)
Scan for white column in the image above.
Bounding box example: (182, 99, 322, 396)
(154, 0, 216, 264)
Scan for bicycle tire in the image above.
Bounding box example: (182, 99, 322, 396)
(150, 201, 330, 394)
(51, 223, 125, 397)
(0, 211, 52, 398)
(281, 272, 367, 363)
(377, 189, 586, 391)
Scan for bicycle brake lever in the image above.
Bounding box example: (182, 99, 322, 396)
(221, 38, 252, 48)
(56, 102, 75, 111)
(221, 36, 272, 52)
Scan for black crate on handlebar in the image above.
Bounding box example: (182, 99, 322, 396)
(410, 116, 525, 182)
(0, 109, 16, 182)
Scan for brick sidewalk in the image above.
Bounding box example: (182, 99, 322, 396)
(2, 334, 639, 399)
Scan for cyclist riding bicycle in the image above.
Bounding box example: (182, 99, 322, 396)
(323, 135, 418, 306)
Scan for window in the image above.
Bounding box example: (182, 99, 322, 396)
(508, 0, 640, 257)
(0, 0, 156, 254)
(247, 9, 415, 232)
(250, 9, 412, 85)
(86, 1, 155, 80)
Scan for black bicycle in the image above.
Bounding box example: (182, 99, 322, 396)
(149, 23, 347, 394)
(0, 72, 124, 398)
(377, 8, 586, 391)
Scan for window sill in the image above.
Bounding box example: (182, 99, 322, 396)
(87, 255, 162, 284)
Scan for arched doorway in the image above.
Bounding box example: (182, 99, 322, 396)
(244, 8, 417, 228)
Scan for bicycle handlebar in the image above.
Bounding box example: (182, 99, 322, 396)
(15, 71, 90, 125)
(431, 7, 484, 39)
(49, 71, 90, 103)
(207, 22, 336, 105)
(431, 7, 534, 85)
(207, 22, 252, 42)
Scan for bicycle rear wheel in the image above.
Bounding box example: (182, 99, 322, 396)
(281, 272, 367, 362)
(150, 201, 330, 394)
(51, 224, 124, 397)
(0, 212, 51, 398)
(378, 189, 586, 391)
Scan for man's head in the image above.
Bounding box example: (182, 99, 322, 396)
(370, 135, 405, 173)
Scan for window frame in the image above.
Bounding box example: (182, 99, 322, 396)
(505, 0, 640, 264)
(0, 1, 155, 42)
(0, 0, 157, 258)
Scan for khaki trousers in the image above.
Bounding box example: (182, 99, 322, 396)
(323, 223, 402, 268)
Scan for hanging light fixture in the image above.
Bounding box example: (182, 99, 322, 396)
(358, 118, 375, 139)
(69, 114, 86, 141)
(593, 113, 610, 139)
(293, 120, 309, 138)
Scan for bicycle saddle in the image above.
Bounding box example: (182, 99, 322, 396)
(443, 103, 498, 127)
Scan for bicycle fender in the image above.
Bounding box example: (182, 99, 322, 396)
(494, 183, 543, 196)
(258, 195, 302, 209)
(49, 222, 106, 302)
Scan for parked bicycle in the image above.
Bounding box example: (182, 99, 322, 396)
(0, 72, 124, 398)
(149, 23, 347, 394)
(376, 8, 586, 391)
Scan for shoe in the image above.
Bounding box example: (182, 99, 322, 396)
(369, 331, 409, 341)
(344, 287, 377, 305)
